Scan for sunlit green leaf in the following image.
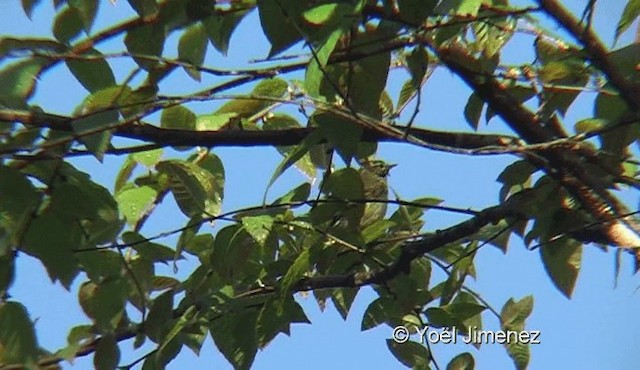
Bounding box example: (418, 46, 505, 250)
(116, 185, 157, 226)
(156, 159, 223, 218)
(161, 105, 196, 130)
(615, 0, 640, 43)
(242, 215, 274, 247)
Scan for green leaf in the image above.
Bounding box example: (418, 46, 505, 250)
(274, 183, 312, 205)
(257, 0, 303, 57)
(574, 118, 607, 134)
(53, 6, 85, 43)
(303, 3, 349, 25)
(447, 352, 475, 370)
(398, 0, 437, 24)
(66, 51, 116, 93)
(256, 296, 310, 347)
(127, 0, 159, 17)
(178, 23, 208, 81)
(0, 166, 40, 257)
(540, 237, 582, 298)
(77, 250, 123, 282)
(94, 333, 120, 370)
(397, 79, 417, 110)
(21, 0, 42, 18)
(156, 159, 223, 218)
(122, 234, 178, 264)
(386, 339, 431, 369)
(202, 8, 249, 55)
(0, 59, 44, 104)
(133, 149, 163, 167)
(331, 287, 358, 320)
(116, 185, 157, 226)
(615, 0, 640, 43)
(210, 225, 256, 282)
(361, 297, 403, 330)
(58, 325, 94, 361)
(73, 86, 131, 160)
(500, 295, 533, 370)
(406, 46, 429, 88)
(265, 127, 324, 199)
(608, 44, 640, 84)
(0, 37, 66, 60)
(68, 0, 99, 33)
(161, 105, 196, 130)
(344, 31, 392, 118)
(304, 28, 343, 97)
(114, 157, 137, 194)
(79, 279, 129, 331)
(215, 78, 288, 118)
(242, 215, 274, 247)
(124, 23, 165, 70)
(281, 248, 311, 293)
(456, 0, 483, 16)
(464, 92, 484, 130)
(0, 255, 15, 297)
(146, 289, 175, 343)
(538, 60, 582, 83)
(23, 212, 80, 287)
(209, 308, 258, 370)
(263, 114, 317, 182)
(497, 160, 535, 201)
(0, 302, 38, 364)
(314, 113, 362, 164)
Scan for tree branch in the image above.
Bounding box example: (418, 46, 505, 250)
(536, 0, 640, 111)
(0, 109, 521, 154)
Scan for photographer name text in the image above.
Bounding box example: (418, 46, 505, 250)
(392, 325, 541, 345)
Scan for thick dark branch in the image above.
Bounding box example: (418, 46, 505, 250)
(293, 201, 520, 291)
(435, 44, 556, 143)
(0, 109, 519, 153)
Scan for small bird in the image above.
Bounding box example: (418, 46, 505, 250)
(358, 159, 395, 228)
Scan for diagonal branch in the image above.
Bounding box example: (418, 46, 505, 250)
(430, 41, 640, 255)
(536, 0, 640, 111)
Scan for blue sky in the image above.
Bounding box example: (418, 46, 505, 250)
(2, 1, 640, 369)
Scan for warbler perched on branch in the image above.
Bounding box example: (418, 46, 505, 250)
(317, 159, 395, 233)
(357, 159, 396, 228)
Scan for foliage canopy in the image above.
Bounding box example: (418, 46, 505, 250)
(1, 0, 640, 369)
